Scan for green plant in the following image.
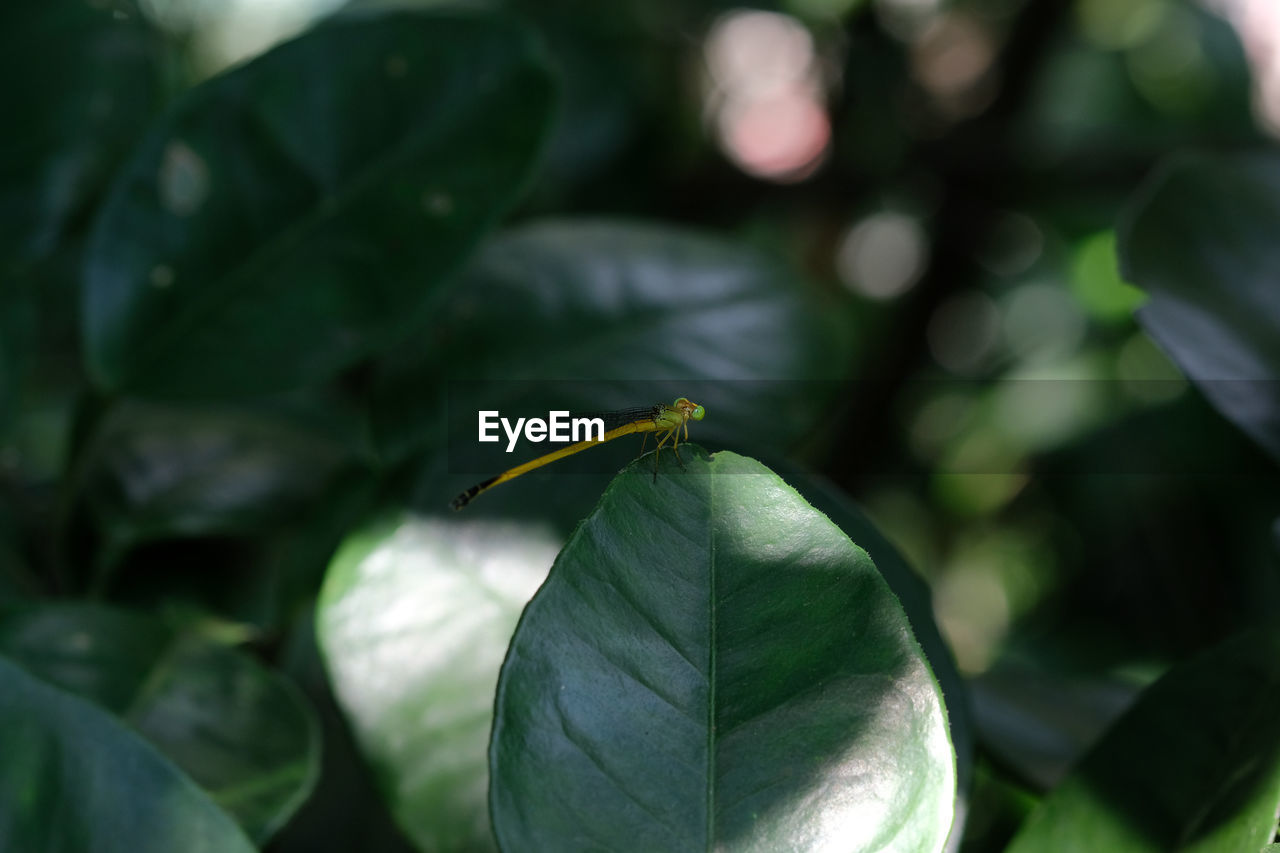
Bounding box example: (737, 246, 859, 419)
(5, 1, 1280, 851)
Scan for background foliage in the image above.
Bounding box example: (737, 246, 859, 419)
(4, 0, 1280, 850)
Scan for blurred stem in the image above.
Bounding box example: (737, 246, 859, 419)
(87, 530, 128, 599)
(825, 0, 1074, 490)
(51, 388, 116, 595)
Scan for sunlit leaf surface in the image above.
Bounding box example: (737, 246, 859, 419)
(490, 449, 955, 852)
(317, 514, 559, 851)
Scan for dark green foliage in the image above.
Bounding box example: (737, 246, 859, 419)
(0, 603, 319, 843)
(1006, 629, 1280, 852)
(0, 655, 257, 852)
(5, 0, 1280, 850)
(82, 12, 555, 397)
(1122, 152, 1280, 463)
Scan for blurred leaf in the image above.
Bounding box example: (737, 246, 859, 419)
(1022, 8, 1253, 169)
(372, 218, 852, 465)
(959, 760, 1038, 853)
(1121, 152, 1280, 465)
(1031, 394, 1280, 665)
(1006, 628, 1280, 853)
(80, 400, 354, 550)
(253, 466, 384, 628)
(317, 514, 558, 852)
(0, 603, 319, 843)
(512, 8, 647, 192)
(970, 664, 1140, 791)
(271, 608, 421, 853)
(0, 0, 167, 267)
(490, 449, 955, 852)
(83, 9, 556, 397)
(0, 653, 256, 852)
(1070, 231, 1145, 323)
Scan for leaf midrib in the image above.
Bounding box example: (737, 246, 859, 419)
(705, 464, 718, 852)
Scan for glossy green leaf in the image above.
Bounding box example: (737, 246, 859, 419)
(1006, 628, 1280, 853)
(0, 653, 256, 853)
(318, 514, 559, 851)
(1120, 152, 1280, 463)
(0, 0, 166, 266)
(0, 603, 319, 843)
(791, 472, 974, 812)
(490, 449, 955, 852)
(83, 9, 556, 397)
(371, 219, 852, 464)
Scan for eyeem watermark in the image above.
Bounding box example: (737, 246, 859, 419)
(479, 411, 604, 452)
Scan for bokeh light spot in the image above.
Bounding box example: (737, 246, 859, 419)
(1126, 10, 1212, 115)
(912, 13, 997, 101)
(993, 362, 1107, 450)
(158, 140, 209, 217)
(706, 10, 815, 97)
(1116, 331, 1187, 403)
(977, 212, 1043, 277)
(1075, 0, 1168, 50)
(874, 0, 943, 42)
(718, 94, 831, 181)
(1001, 282, 1087, 367)
(910, 390, 975, 463)
(836, 212, 929, 300)
(927, 291, 1001, 375)
(704, 9, 832, 182)
(149, 264, 175, 289)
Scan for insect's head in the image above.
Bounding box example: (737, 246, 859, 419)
(673, 397, 705, 421)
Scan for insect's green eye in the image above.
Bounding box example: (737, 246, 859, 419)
(692, 405, 705, 420)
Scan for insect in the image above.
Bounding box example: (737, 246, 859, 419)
(450, 397, 706, 509)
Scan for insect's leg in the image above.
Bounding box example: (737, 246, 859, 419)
(659, 427, 686, 470)
(672, 433, 686, 469)
(653, 427, 676, 482)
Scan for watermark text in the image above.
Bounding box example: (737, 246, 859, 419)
(478, 411, 605, 452)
